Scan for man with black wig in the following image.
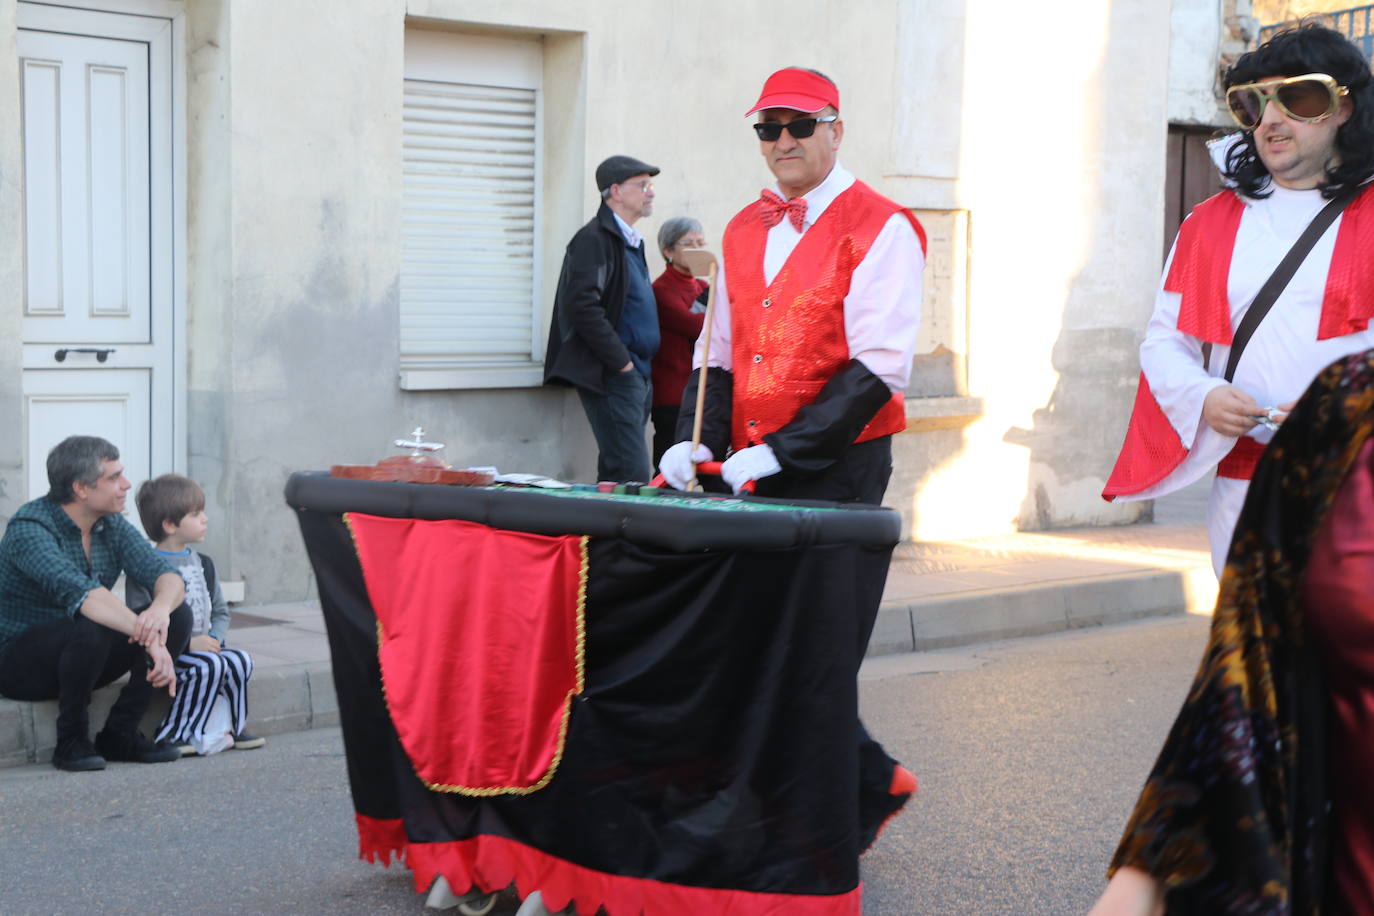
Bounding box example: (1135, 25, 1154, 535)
(1103, 25, 1374, 576)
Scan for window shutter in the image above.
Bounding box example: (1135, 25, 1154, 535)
(400, 79, 538, 374)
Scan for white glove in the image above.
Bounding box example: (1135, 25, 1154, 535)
(659, 442, 713, 490)
(720, 444, 782, 494)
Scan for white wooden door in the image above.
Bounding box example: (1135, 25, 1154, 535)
(17, 4, 178, 503)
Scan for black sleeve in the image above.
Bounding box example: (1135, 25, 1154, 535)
(674, 367, 733, 460)
(763, 359, 895, 474)
(558, 232, 632, 371)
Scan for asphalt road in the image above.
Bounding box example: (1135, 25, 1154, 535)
(0, 614, 1210, 915)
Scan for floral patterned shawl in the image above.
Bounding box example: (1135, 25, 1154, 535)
(1109, 349, 1374, 914)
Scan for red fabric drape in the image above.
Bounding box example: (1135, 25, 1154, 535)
(348, 514, 586, 794)
(1168, 185, 1374, 344)
(1319, 186, 1374, 340)
(1102, 372, 1190, 499)
(356, 813, 408, 866)
(1216, 435, 1266, 480)
(406, 834, 863, 916)
(1166, 191, 1245, 345)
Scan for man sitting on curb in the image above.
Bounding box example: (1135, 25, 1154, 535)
(0, 436, 191, 771)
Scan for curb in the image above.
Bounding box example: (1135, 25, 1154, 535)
(0, 566, 1216, 768)
(868, 566, 1217, 655)
(0, 662, 336, 768)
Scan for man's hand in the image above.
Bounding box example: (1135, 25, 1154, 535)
(145, 644, 177, 695)
(131, 605, 171, 649)
(1202, 385, 1264, 437)
(620, 361, 635, 373)
(660, 442, 713, 490)
(189, 635, 221, 654)
(720, 444, 782, 494)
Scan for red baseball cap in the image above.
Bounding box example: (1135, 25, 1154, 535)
(745, 68, 840, 116)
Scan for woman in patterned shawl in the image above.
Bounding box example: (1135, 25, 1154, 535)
(1091, 348, 1374, 915)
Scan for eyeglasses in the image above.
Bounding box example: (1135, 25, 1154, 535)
(752, 116, 838, 142)
(1225, 73, 1349, 130)
(618, 180, 654, 193)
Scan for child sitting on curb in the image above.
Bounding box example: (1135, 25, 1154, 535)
(128, 475, 265, 756)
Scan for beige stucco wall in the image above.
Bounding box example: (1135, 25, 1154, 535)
(897, 0, 1171, 538)
(2, 0, 1179, 599)
(189, 0, 957, 599)
(1170, 0, 1229, 124)
(0, 1, 22, 523)
(182, 0, 585, 597)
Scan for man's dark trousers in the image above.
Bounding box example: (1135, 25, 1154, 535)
(0, 603, 193, 740)
(578, 369, 653, 483)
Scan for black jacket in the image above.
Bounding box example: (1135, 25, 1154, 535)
(543, 204, 645, 394)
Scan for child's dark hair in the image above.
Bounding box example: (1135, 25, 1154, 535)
(135, 474, 206, 542)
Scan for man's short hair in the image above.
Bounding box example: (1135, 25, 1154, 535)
(47, 436, 119, 504)
(1222, 24, 1374, 198)
(135, 474, 206, 542)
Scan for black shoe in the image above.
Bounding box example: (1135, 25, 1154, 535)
(52, 736, 106, 772)
(231, 731, 266, 750)
(94, 729, 181, 763)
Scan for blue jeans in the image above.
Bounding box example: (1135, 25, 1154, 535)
(578, 369, 652, 483)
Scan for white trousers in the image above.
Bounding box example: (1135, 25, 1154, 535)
(1207, 476, 1250, 578)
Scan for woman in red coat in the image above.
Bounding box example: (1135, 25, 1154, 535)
(650, 217, 709, 470)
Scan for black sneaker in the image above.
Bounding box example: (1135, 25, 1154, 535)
(231, 731, 266, 750)
(52, 736, 106, 772)
(94, 729, 181, 763)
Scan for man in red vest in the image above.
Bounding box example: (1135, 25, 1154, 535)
(1102, 25, 1374, 577)
(659, 67, 926, 505)
(660, 67, 926, 849)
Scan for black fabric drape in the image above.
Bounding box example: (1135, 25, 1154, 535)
(288, 478, 903, 900)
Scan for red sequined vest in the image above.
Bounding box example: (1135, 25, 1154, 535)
(722, 181, 924, 453)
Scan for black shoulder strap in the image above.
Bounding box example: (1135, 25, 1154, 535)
(1224, 183, 1365, 382)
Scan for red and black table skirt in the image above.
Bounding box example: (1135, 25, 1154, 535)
(285, 472, 909, 915)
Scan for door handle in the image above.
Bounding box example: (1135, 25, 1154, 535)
(54, 348, 116, 363)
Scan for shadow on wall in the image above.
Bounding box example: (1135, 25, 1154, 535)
(1006, 0, 1157, 532)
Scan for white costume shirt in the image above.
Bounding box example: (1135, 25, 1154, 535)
(691, 163, 925, 392)
(1126, 184, 1374, 573)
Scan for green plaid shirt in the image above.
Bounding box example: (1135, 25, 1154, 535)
(0, 496, 174, 652)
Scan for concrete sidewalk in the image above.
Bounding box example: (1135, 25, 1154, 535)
(0, 488, 1216, 768)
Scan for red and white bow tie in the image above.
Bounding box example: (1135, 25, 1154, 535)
(758, 189, 808, 231)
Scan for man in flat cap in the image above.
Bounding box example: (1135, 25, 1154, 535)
(660, 67, 926, 847)
(544, 155, 662, 483)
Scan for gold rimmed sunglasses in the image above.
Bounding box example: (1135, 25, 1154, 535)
(1225, 73, 1349, 130)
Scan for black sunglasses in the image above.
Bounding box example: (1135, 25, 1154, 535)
(752, 116, 838, 142)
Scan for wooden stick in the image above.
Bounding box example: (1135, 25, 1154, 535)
(687, 260, 718, 492)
